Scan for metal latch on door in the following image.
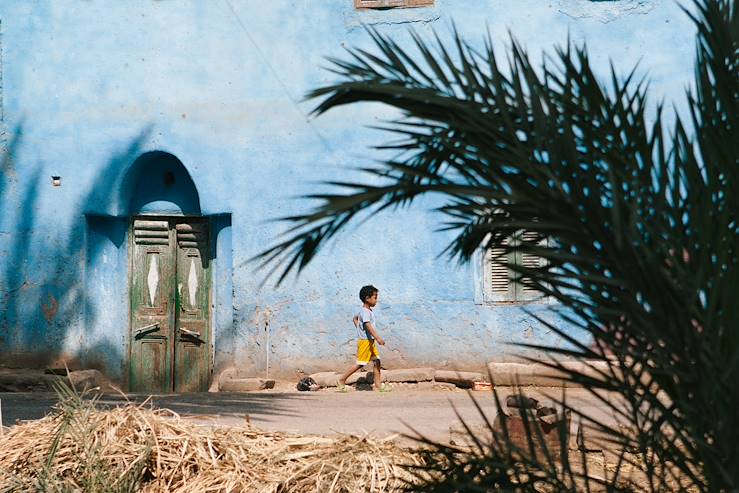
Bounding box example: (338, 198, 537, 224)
(179, 327, 205, 343)
(134, 322, 161, 339)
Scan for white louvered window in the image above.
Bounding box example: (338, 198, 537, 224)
(483, 231, 547, 303)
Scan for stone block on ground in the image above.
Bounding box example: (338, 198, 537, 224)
(0, 371, 69, 392)
(346, 372, 386, 385)
(431, 381, 459, 391)
(384, 368, 435, 383)
(68, 370, 111, 392)
(492, 409, 571, 460)
(506, 394, 540, 410)
(308, 372, 341, 388)
(0, 369, 118, 393)
(487, 361, 613, 387)
(220, 378, 275, 392)
(434, 370, 485, 389)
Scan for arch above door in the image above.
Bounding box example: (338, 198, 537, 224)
(124, 151, 201, 215)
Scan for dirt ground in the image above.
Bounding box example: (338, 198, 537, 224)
(2, 384, 654, 489)
(0, 383, 616, 446)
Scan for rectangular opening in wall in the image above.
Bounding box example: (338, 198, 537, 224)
(355, 0, 434, 9)
(483, 230, 548, 303)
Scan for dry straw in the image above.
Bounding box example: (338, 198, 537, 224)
(0, 385, 423, 492)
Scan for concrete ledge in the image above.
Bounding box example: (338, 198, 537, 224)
(220, 378, 275, 392)
(0, 369, 116, 393)
(308, 371, 341, 387)
(346, 372, 385, 385)
(303, 362, 615, 390)
(309, 367, 435, 387)
(434, 370, 485, 389)
(487, 361, 613, 387)
(0, 372, 67, 392)
(385, 368, 434, 383)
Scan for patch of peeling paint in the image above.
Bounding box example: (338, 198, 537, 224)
(41, 294, 58, 322)
(344, 7, 441, 30)
(557, 0, 657, 23)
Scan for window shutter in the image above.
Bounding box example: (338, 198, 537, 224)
(485, 237, 512, 301)
(517, 231, 545, 299)
(176, 223, 207, 250)
(520, 231, 540, 294)
(133, 220, 169, 245)
(483, 231, 548, 303)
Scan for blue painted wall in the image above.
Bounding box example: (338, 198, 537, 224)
(0, 1, 696, 380)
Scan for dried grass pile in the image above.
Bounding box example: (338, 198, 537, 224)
(0, 386, 422, 492)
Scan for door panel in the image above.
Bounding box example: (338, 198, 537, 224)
(129, 217, 212, 393)
(174, 221, 211, 392)
(129, 220, 175, 392)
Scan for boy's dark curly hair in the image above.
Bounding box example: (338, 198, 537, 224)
(359, 285, 378, 302)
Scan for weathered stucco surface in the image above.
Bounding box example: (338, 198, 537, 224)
(0, 1, 695, 381)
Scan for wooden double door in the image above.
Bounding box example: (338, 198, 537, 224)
(128, 217, 211, 392)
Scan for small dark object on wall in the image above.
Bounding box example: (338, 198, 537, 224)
(51, 176, 62, 187)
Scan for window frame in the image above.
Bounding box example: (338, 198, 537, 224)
(354, 0, 434, 9)
(477, 231, 550, 304)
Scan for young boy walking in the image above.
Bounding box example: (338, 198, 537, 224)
(337, 285, 390, 392)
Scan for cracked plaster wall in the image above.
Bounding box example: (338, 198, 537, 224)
(0, 0, 695, 379)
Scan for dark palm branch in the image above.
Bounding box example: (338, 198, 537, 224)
(256, 0, 738, 490)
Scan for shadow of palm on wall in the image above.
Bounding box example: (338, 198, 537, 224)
(0, 127, 147, 376)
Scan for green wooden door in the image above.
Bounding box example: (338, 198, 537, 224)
(129, 217, 211, 393)
(173, 221, 211, 392)
(129, 219, 175, 392)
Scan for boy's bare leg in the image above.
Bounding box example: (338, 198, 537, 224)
(373, 360, 382, 389)
(339, 364, 363, 386)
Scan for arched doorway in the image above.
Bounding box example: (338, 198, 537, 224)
(126, 152, 211, 392)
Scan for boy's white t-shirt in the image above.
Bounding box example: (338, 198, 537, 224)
(355, 306, 375, 341)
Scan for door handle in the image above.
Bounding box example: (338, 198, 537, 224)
(179, 327, 205, 344)
(135, 323, 161, 339)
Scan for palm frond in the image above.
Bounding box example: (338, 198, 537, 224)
(256, 0, 738, 489)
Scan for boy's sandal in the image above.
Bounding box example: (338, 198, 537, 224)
(374, 383, 392, 393)
(335, 381, 348, 393)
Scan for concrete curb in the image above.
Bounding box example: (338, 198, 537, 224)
(0, 361, 617, 393)
(487, 361, 613, 387)
(220, 378, 276, 392)
(301, 362, 615, 391)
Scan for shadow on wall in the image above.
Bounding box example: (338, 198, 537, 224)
(0, 126, 149, 374)
(0, 128, 235, 383)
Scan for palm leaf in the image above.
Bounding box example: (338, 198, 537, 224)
(255, 0, 738, 489)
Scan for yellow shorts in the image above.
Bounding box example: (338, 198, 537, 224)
(356, 339, 380, 365)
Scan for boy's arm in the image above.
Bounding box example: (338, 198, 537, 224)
(353, 315, 359, 327)
(363, 322, 385, 345)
